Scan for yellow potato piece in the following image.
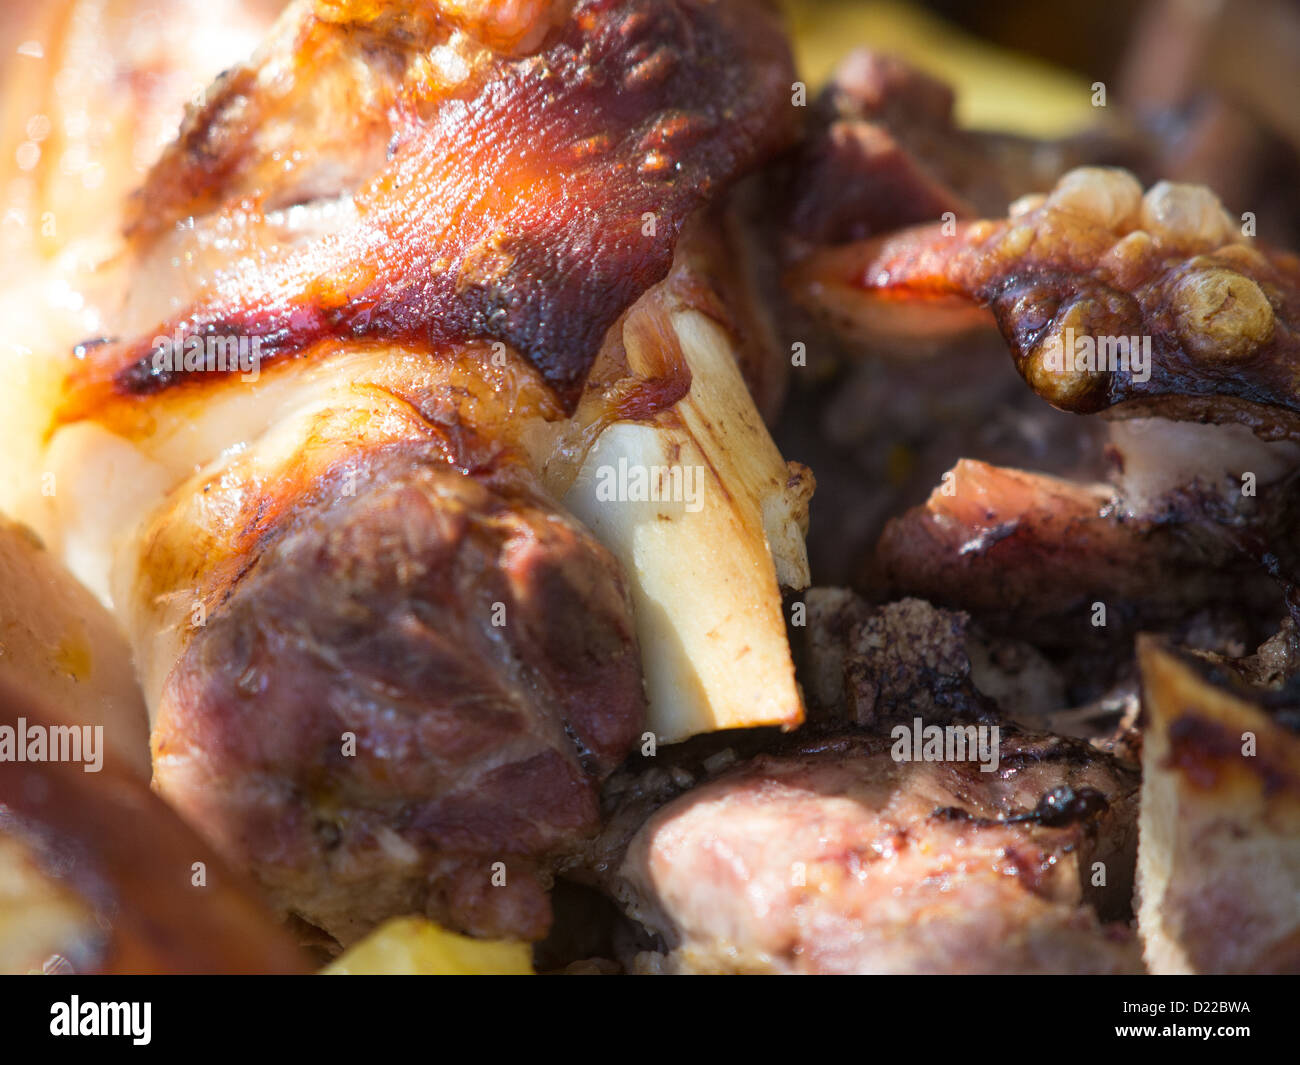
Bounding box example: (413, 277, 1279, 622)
(322, 918, 534, 976)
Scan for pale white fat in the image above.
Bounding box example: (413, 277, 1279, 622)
(1107, 417, 1300, 517)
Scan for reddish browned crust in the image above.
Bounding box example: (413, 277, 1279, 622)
(59, 0, 798, 421)
(0, 678, 310, 974)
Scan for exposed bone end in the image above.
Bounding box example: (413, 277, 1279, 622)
(1136, 637, 1300, 974)
(563, 308, 809, 743)
(1172, 266, 1276, 362)
(764, 460, 815, 591)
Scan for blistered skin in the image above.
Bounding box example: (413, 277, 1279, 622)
(793, 167, 1300, 434)
(59, 0, 798, 419)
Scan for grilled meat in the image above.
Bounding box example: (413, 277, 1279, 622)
(868, 456, 1286, 652)
(11, 0, 809, 945)
(154, 450, 644, 944)
(560, 587, 1142, 974)
(582, 728, 1141, 974)
(784, 50, 1143, 251)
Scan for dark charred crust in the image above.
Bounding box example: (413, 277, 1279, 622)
(61, 0, 798, 423)
(928, 785, 1109, 830)
(792, 595, 999, 727)
(155, 64, 262, 225)
(995, 740, 1110, 771)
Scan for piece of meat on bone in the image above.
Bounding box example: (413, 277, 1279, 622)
(869, 456, 1288, 653)
(794, 162, 1300, 662)
(153, 450, 644, 944)
(784, 51, 1144, 251)
(791, 166, 1300, 435)
(26, 0, 808, 944)
(1137, 637, 1300, 973)
(64, 0, 799, 412)
(585, 729, 1141, 974)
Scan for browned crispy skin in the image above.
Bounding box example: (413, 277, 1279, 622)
(0, 679, 309, 974)
(792, 168, 1300, 433)
(58, 0, 798, 420)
